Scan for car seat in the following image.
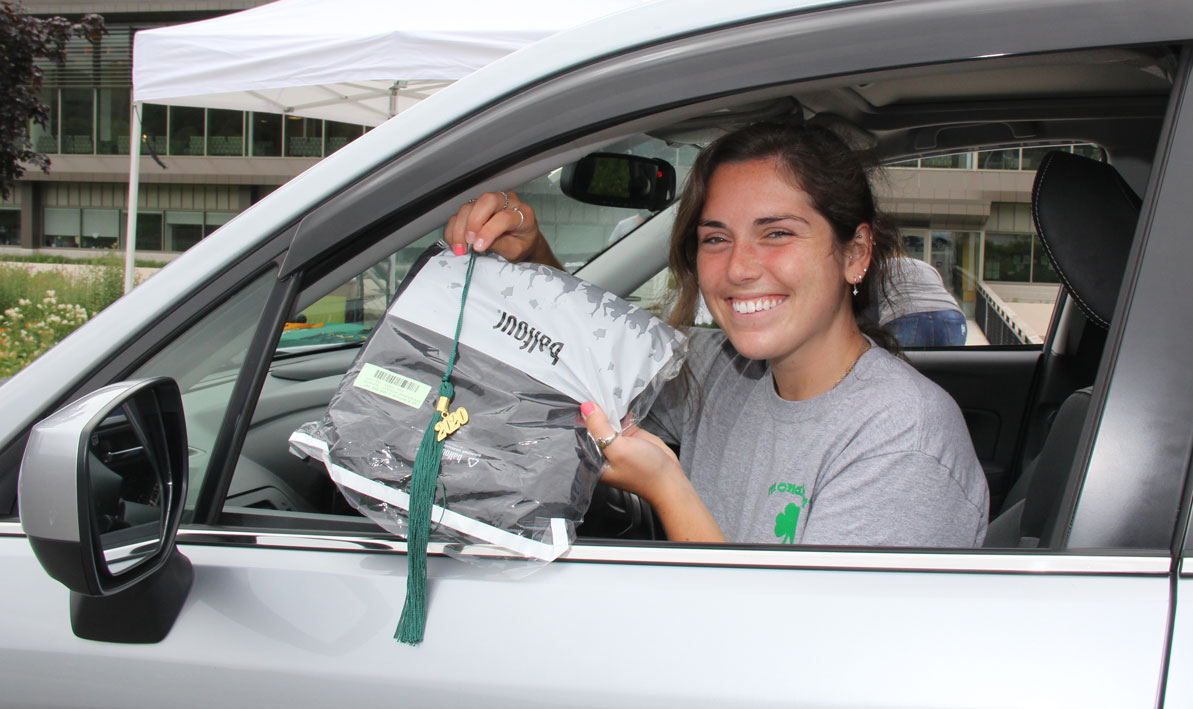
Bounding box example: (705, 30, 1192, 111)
(984, 150, 1141, 547)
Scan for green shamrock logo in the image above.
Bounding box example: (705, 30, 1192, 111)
(774, 502, 802, 544)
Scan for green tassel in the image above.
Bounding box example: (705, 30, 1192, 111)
(395, 250, 477, 646)
(395, 380, 452, 645)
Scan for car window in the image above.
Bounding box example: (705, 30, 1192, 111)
(130, 269, 277, 508)
(219, 43, 1176, 555)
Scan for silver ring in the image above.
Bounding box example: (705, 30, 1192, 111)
(595, 432, 618, 451)
(467, 198, 477, 204)
(507, 205, 525, 230)
(498, 191, 510, 209)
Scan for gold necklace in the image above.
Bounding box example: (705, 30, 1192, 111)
(832, 338, 871, 390)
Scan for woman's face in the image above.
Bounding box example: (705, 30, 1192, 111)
(695, 158, 862, 371)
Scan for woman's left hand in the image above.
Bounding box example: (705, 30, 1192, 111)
(580, 401, 726, 543)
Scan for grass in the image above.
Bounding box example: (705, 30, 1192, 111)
(0, 257, 126, 315)
(0, 257, 130, 376)
(0, 253, 163, 268)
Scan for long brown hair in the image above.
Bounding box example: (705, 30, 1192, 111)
(668, 121, 902, 352)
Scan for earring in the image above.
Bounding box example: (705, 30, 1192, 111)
(852, 275, 860, 297)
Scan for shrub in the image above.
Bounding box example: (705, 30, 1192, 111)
(0, 290, 89, 377)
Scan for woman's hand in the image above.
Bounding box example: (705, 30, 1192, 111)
(445, 191, 561, 268)
(580, 401, 726, 543)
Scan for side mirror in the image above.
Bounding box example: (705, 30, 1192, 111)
(19, 377, 192, 643)
(560, 152, 676, 211)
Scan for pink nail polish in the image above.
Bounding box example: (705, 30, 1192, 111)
(465, 231, 476, 245)
(452, 244, 466, 256)
(580, 402, 595, 418)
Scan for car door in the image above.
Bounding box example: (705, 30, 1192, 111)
(4, 1, 1193, 706)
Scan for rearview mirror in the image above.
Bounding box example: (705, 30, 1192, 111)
(560, 152, 676, 211)
(20, 377, 192, 643)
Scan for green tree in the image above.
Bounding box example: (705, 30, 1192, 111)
(0, 2, 104, 199)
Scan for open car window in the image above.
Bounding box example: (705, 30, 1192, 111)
(220, 42, 1177, 556)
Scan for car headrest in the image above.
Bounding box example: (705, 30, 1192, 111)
(1031, 151, 1141, 329)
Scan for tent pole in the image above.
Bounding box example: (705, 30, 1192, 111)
(123, 102, 143, 294)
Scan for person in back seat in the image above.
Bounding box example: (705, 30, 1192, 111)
(447, 122, 989, 547)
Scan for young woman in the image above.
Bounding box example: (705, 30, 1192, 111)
(446, 122, 988, 547)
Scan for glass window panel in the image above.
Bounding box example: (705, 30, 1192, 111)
(96, 88, 130, 155)
(251, 112, 282, 156)
(169, 106, 205, 156)
(1071, 143, 1106, 162)
(43, 206, 80, 239)
(284, 117, 323, 157)
(887, 158, 919, 168)
(902, 232, 926, 261)
(204, 211, 235, 237)
(982, 232, 1033, 282)
(207, 109, 244, 156)
(977, 149, 1019, 170)
(324, 121, 364, 155)
(82, 208, 120, 248)
(1031, 234, 1060, 283)
(919, 152, 972, 169)
(1021, 146, 1069, 171)
(31, 88, 59, 154)
(0, 210, 18, 245)
(60, 89, 94, 154)
(141, 104, 168, 156)
(166, 211, 204, 252)
(131, 269, 277, 507)
(133, 212, 163, 251)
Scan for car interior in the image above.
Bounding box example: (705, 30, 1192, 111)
(172, 43, 1175, 550)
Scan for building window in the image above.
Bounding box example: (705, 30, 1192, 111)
(977, 148, 1019, 170)
(251, 112, 283, 156)
(31, 88, 59, 154)
(1031, 234, 1060, 283)
(169, 106, 205, 156)
(97, 88, 130, 155)
(207, 109, 244, 156)
(132, 212, 164, 251)
(82, 208, 119, 249)
(60, 89, 94, 154)
(44, 207, 81, 247)
(165, 211, 204, 251)
(325, 121, 364, 155)
(983, 233, 1033, 282)
(205, 212, 234, 236)
(920, 152, 972, 169)
(141, 104, 168, 156)
(0, 209, 20, 245)
(285, 116, 323, 157)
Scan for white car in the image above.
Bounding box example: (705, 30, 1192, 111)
(5, 0, 1193, 706)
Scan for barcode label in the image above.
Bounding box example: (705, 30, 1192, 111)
(353, 363, 432, 409)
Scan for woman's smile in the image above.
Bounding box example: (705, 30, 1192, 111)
(729, 295, 787, 315)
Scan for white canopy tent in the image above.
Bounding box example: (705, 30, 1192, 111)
(125, 0, 651, 291)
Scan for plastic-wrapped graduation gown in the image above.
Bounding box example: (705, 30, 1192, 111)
(290, 247, 686, 560)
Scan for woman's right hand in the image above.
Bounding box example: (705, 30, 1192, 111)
(445, 191, 559, 267)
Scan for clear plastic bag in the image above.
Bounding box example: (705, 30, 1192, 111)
(290, 247, 686, 560)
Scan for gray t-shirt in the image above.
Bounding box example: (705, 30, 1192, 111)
(647, 329, 988, 547)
